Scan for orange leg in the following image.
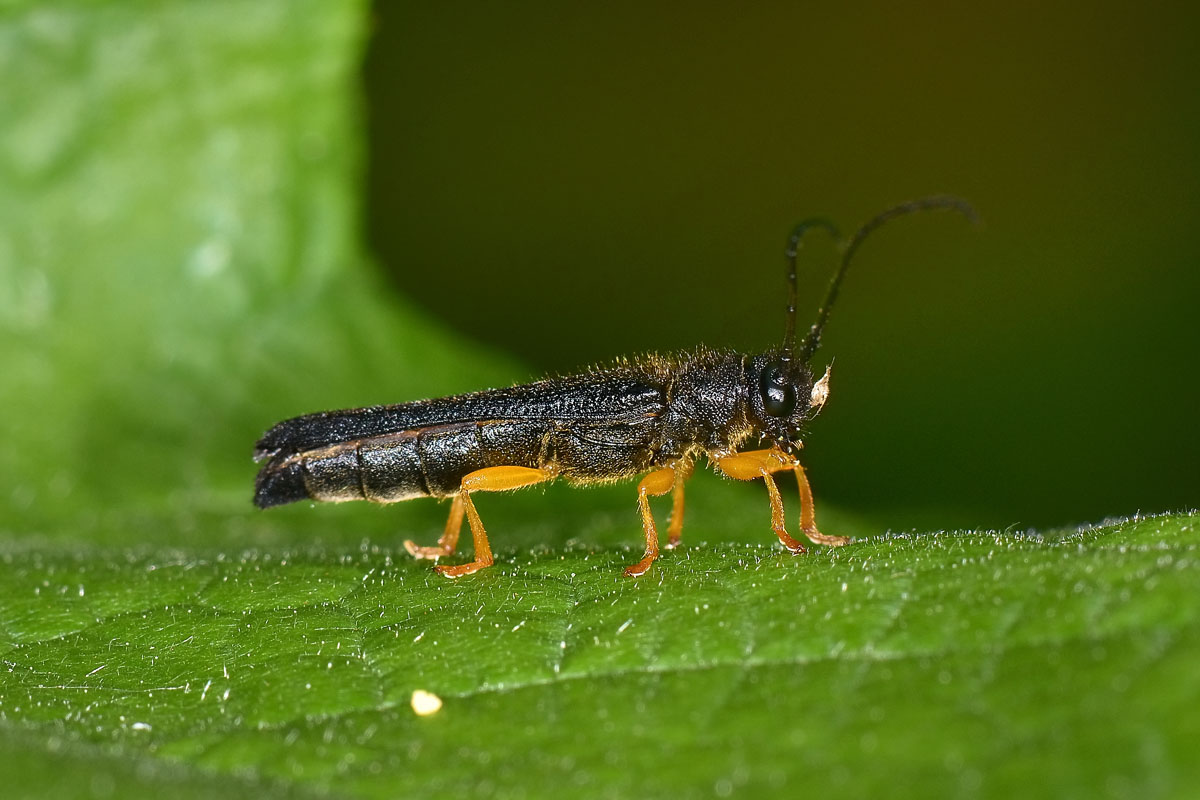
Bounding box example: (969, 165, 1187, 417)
(407, 466, 554, 578)
(761, 468, 806, 553)
(794, 462, 850, 546)
(404, 493, 466, 559)
(625, 462, 689, 577)
(665, 460, 693, 549)
(714, 447, 848, 552)
(438, 491, 493, 579)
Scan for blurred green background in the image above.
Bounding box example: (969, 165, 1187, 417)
(364, 2, 1200, 532)
(1, 1, 1196, 547)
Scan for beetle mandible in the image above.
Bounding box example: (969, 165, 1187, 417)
(253, 196, 975, 577)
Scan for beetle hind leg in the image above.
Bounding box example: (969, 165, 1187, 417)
(404, 493, 465, 560)
(434, 492, 493, 578)
(424, 466, 555, 579)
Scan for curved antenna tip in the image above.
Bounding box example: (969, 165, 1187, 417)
(786, 218, 840, 257)
(798, 195, 978, 363)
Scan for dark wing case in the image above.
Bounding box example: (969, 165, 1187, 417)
(254, 370, 667, 462)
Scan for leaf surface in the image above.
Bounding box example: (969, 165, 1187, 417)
(3, 514, 1198, 798)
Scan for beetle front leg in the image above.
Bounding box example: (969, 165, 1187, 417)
(714, 448, 804, 551)
(714, 448, 848, 552)
(793, 462, 850, 547)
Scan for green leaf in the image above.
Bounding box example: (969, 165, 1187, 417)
(2, 513, 1198, 798)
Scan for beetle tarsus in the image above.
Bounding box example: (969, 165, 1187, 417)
(803, 530, 851, 547)
(405, 541, 451, 560)
(623, 555, 657, 578)
(435, 560, 491, 578)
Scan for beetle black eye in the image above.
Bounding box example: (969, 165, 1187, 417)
(759, 360, 797, 417)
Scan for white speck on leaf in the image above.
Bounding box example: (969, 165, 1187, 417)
(411, 690, 443, 716)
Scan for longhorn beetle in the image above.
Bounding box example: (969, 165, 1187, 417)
(254, 196, 975, 577)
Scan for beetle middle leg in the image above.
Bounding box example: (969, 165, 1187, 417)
(664, 460, 693, 550)
(421, 466, 554, 578)
(714, 448, 848, 552)
(626, 461, 690, 577)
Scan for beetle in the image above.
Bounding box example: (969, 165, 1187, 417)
(254, 196, 975, 577)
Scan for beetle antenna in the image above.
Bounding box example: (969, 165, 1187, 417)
(797, 195, 977, 363)
(781, 218, 839, 374)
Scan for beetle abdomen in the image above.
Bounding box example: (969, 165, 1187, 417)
(252, 458, 310, 508)
(253, 420, 549, 508)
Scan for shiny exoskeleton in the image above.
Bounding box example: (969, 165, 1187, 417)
(254, 197, 975, 577)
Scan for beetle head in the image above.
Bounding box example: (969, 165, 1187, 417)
(747, 353, 831, 455)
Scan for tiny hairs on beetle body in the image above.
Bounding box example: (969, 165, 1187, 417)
(253, 196, 977, 577)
